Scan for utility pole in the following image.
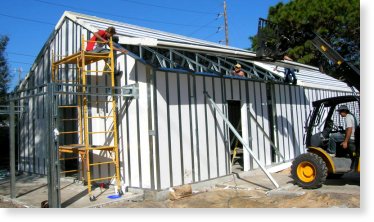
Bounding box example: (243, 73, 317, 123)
(17, 67, 23, 84)
(223, 0, 229, 46)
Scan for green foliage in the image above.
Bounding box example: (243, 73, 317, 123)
(250, 0, 359, 76)
(0, 35, 10, 104)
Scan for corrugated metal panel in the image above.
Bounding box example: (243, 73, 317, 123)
(254, 62, 352, 91)
(62, 11, 250, 53)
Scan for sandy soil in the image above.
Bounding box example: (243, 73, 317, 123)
(100, 187, 359, 208)
(0, 169, 360, 208)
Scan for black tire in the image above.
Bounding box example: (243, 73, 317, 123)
(291, 152, 328, 189)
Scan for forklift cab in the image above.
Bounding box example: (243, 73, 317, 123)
(305, 95, 360, 157)
(290, 95, 360, 189)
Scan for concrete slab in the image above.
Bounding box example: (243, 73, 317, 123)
(0, 174, 143, 208)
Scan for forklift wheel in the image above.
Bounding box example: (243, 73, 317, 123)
(291, 152, 328, 189)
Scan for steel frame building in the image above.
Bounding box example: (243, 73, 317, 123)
(10, 11, 356, 199)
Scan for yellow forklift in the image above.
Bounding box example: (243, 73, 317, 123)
(256, 18, 360, 188)
(291, 95, 359, 188)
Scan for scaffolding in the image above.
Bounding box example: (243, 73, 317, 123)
(51, 35, 137, 201)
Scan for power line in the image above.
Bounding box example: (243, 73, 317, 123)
(6, 52, 36, 58)
(7, 61, 33, 65)
(187, 13, 222, 36)
(118, 0, 218, 15)
(0, 13, 54, 26)
(204, 26, 222, 39)
(32, 0, 216, 28)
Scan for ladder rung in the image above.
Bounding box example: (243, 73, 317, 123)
(89, 161, 115, 166)
(53, 80, 79, 83)
(59, 157, 79, 161)
(60, 169, 79, 173)
(87, 146, 115, 150)
(58, 105, 79, 108)
(90, 176, 114, 182)
(60, 118, 79, 121)
(87, 101, 113, 103)
(84, 69, 109, 72)
(88, 116, 114, 119)
(82, 70, 112, 73)
(83, 54, 109, 58)
(88, 131, 114, 134)
(59, 131, 80, 135)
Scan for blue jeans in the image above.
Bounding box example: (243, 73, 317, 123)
(91, 46, 110, 53)
(327, 132, 354, 154)
(91, 46, 119, 74)
(285, 68, 297, 84)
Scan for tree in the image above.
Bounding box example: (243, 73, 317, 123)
(250, 0, 359, 77)
(0, 35, 10, 105)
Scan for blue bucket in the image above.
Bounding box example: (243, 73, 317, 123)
(107, 194, 121, 199)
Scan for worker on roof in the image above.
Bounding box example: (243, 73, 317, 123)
(232, 63, 246, 77)
(86, 26, 127, 76)
(86, 26, 127, 54)
(274, 54, 298, 85)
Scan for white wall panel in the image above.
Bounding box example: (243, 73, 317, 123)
(232, 79, 240, 101)
(214, 78, 228, 176)
(284, 85, 295, 160)
(179, 74, 193, 184)
(247, 81, 258, 169)
(117, 54, 130, 187)
(205, 77, 218, 179)
(168, 72, 182, 186)
(137, 62, 151, 188)
(225, 79, 232, 100)
(155, 71, 171, 189)
(126, 58, 140, 187)
(240, 81, 250, 171)
(254, 82, 265, 167)
(260, 83, 271, 166)
(195, 76, 209, 180)
(189, 75, 199, 182)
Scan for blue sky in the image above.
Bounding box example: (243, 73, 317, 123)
(1, 0, 287, 91)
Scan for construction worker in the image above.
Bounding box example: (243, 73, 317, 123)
(326, 105, 358, 157)
(232, 63, 246, 77)
(274, 54, 298, 85)
(86, 26, 127, 54)
(86, 26, 127, 75)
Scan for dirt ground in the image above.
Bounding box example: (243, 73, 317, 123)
(101, 168, 360, 208)
(101, 188, 359, 208)
(0, 168, 360, 208)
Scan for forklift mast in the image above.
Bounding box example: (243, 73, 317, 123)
(256, 18, 360, 91)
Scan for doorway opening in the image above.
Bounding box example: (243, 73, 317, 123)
(227, 100, 243, 172)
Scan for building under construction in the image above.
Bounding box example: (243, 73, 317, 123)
(3, 11, 358, 206)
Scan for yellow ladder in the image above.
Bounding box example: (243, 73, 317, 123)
(231, 120, 243, 168)
(52, 35, 122, 201)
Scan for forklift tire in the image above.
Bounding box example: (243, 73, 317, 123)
(291, 152, 328, 189)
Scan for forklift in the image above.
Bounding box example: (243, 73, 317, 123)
(256, 18, 360, 189)
(292, 95, 359, 188)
